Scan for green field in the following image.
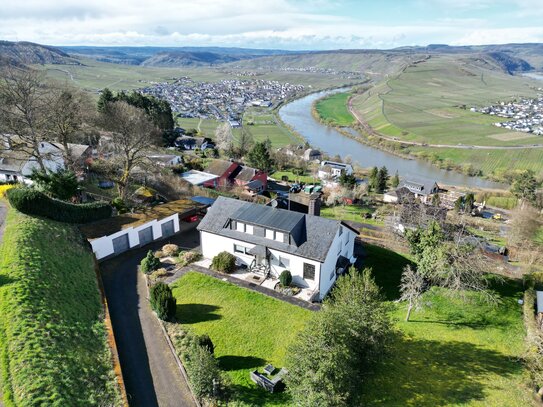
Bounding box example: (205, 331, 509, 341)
(0, 206, 120, 406)
(314, 92, 354, 126)
(352, 55, 540, 147)
(169, 272, 311, 406)
(360, 244, 532, 406)
(320, 204, 383, 226)
(270, 170, 320, 184)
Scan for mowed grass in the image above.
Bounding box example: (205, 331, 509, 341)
(0, 207, 120, 406)
(314, 92, 354, 126)
(352, 55, 540, 147)
(270, 171, 320, 184)
(170, 272, 311, 406)
(360, 244, 532, 406)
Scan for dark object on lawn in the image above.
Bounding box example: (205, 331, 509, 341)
(263, 364, 275, 375)
(363, 212, 372, 219)
(98, 180, 114, 189)
(250, 368, 288, 393)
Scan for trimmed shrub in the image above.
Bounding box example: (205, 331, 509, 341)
(279, 270, 292, 287)
(150, 268, 169, 283)
(150, 282, 176, 320)
(6, 188, 112, 223)
(211, 251, 236, 273)
(162, 243, 180, 257)
(197, 334, 215, 355)
(185, 342, 222, 402)
(177, 250, 202, 267)
(140, 250, 161, 274)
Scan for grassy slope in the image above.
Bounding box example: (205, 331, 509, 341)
(0, 207, 120, 406)
(170, 272, 311, 406)
(361, 244, 532, 407)
(314, 92, 354, 126)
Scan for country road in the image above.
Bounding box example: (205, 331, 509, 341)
(347, 95, 543, 150)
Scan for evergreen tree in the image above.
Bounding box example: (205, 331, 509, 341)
(97, 88, 114, 113)
(368, 167, 379, 192)
(511, 170, 538, 204)
(391, 171, 400, 188)
(247, 141, 273, 171)
(377, 166, 389, 193)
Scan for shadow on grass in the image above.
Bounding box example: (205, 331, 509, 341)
(217, 355, 266, 371)
(0, 274, 14, 287)
(176, 304, 221, 324)
(362, 333, 523, 406)
(357, 243, 414, 301)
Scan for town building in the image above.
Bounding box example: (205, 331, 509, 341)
(198, 196, 358, 301)
(317, 160, 354, 184)
(398, 179, 440, 204)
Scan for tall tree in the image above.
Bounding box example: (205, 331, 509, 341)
(285, 268, 391, 406)
(368, 166, 379, 192)
(97, 88, 114, 114)
(399, 265, 424, 321)
(99, 101, 160, 199)
(377, 166, 389, 193)
(247, 141, 273, 171)
(511, 170, 538, 204)
(0, 66, 52, 170)
(214, 122, 233, 154)
(237, 128, 254, 157)
(391, 171, 400, 188)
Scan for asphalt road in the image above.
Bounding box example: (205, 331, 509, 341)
(100, 225, 200, 407)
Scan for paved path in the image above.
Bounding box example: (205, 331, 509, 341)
(100, 230, 200, 407)
(164, 265, 321, 311)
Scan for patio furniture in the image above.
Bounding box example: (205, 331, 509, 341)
(250, 368, 288, 393)
(263, 364, 275, 375)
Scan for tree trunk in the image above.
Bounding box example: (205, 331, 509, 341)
(406, 301, 413, 322)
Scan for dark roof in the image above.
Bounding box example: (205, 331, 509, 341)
(198, 196, 351, 262)
(231, 202, 305, 233)
(399, 180, 439, 196)
(205, 159, 239, 176)
(236, 166, 258, 182)
(246, 179, 263, 190)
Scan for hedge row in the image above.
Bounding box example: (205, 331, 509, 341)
(6, 188, 112, 224)
(523, 272, 543, 398)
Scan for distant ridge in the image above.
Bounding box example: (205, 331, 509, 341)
(0, 41, 81, 67)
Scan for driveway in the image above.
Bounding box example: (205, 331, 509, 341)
(100, 223, 200, 407)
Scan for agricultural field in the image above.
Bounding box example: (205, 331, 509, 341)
(38, 58, 355, 94)
(351, 55, 541, 147)
(360, 244, 532, 407)
(314, 92, 354, 126)
(168, 272, 311, 406)
(408, 145, 543, 178)
(0, 206, 121, 406)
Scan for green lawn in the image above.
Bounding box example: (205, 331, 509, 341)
(360, 244, 532, 406)
(0, 206, 120, 406)
(169, 272, 311, 406)
(320, 204, 384, 226)
(270, 171, 320, 184)
(314, 92, 354, 126)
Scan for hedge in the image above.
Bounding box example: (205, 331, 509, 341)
(6, 188, 112, 224)
(523, 272, 543, 398)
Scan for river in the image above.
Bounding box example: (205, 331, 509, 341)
(279, 89, 505, 189)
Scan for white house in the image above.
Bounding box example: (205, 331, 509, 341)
(146, 154, 182, 167)
(317, 160, 354, 183)
(0, 138, 91, 184)
(197, 196, 358, 301)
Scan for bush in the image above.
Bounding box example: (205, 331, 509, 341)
(177, 250, 202, 267)
(197, 334, 215, 354)
(111, 197, 129, 213)
(150, 282, 176, 320)
(0, 184, 15, 198)
(162, 243, 180, 257)
(185, 342, 222, 402)
(6, 188, 112, 223)
(279, 270, 292, 287)
(140, 250, 161, 274)
(211, 251, 236, 273)
(150, 268, 169, 283)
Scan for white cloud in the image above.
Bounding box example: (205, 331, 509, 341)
(452, 27, 543, 45)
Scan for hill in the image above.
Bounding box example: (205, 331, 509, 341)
(140, 50, 245, 67)
(0, 40, 80, 66)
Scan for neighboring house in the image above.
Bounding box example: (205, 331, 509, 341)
(174, 136, 215, 151)
(146, 154, 182, 167)
(0, 139, 91, 184)
(398, 179, 440, 204)
(303, 148, 322, 161)
(317, 161, 354, 182)
(180, 170, 219, 186)
(198, 196, 358, 301)
(203, 159, 267, 191)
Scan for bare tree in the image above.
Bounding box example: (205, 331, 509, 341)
(99, 101, 160, 199)
(399, 265, 424, 321)
(0, 66, 52, 170)
(508, 204, 541, 247)
(214, 122, 233, 154)
(237, 128, 254, 157)
(45, 85, 95, 169)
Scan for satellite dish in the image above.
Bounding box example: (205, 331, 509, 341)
(270, 200, 278, 208)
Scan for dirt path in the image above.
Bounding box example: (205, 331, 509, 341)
(101, 236, 198, 407)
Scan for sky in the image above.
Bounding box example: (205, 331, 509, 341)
(1, 0, 543, 50)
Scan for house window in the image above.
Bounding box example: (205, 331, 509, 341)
(303, 263, 315, 280)
(236, 222, 245, 232)
(279, 256, 290, 268)
(246, 224, 254, 234)
(234, 244, 249, 254)
(275, 231, 284, 242)
(339, 226, 343, 236)
(265, 229, 275, 240)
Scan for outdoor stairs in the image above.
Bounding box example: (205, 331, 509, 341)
(249, 261, 270, 277)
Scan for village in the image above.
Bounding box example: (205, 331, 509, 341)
(138, 77, 305, 121)
(472, 94, 543, 135)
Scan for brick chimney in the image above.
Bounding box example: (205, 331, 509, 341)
(308, 193, 321, 216)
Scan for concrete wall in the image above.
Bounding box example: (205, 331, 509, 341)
(90, 214, 180, 260)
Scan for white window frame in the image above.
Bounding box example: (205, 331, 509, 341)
(246, 224, 254, 234)
(265, 228, 275, 240)
(234, 244, 249, 255)
(236, 222, 245, 232)
(275, 231, 284, 242)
